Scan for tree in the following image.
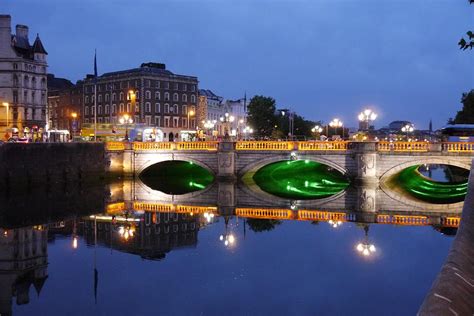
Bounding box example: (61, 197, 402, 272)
(454, 90, 474, 123)
(246, 218, 282, 232)
(458, 0, 474, 50)
(247, 96, 278, 138)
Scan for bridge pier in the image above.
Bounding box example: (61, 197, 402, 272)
(217, 142, 236, 180)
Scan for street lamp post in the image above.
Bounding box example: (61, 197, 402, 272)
(401, 124, 414, 140)
(311, 125, 323, 140)
(358, 108, 377, 132)
(119, 113, 133, 141)
(187, 109, 195, 130)
(329, 118, 343, 139)
(2, 102, 9, 139)
(243, 126, 254, 140)
(219, 112, 235, 139)
(71, 112, 78, 140)
(203, 120, 215, 139)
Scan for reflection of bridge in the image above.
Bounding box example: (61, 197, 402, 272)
(104, 200, 462, 229)
(106, 141, 474, 182)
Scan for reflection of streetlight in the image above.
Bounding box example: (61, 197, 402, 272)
(119, 113, 133, 141)
(219, 233, 235, 247)
(118, 225, 135, 241)
(203, 212, 215, 223)
(358, 109, 377, 131)
(329, 118, 343, 138)
(401, 124, 414, 140)
(328, 219, 342, 228)
(355, 225, 376, 257)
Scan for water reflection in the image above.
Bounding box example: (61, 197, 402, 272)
(0, 179, 464, 315)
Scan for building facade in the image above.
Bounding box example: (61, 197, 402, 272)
(82, 62, 198, 141)
(0, 15, 48, 138)
(47, 74, 82, 134)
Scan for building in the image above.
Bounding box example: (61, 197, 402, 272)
(0, 15, 48, 138)
(82, 62, 198, 141)
(0, 226, 48, 315)
(198, 89, 224, 135)
(47, 74, 83, 132)
(388, 120, 413, 132)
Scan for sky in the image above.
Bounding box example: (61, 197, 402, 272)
(3, 0, 473, 129)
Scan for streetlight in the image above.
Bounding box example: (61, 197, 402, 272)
(358, 108, 377, 131)
(401, 124, 414, 140)
(279, 109, 294, 139)
(243, 126, 253, 140)
(119, 113, 133, 141)
(2, 102, 9, 138)
(355, 225, 376, 257)
(329, 118, 343, 138)
(311, 125, 323, 139)
(203, 120, 215, 139)
(71, 112, 78, 140)
(220, 112, 235, 138)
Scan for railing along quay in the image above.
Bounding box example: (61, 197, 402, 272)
(104, 141, 474, 153)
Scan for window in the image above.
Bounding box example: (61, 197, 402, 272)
(13, 91, 18, 103)
(111, 104, 116, 114)
(145, 116, 151, 125)
(85, 106, 89, 116)
(136, 90, 140, 99)
(155, 103, 160, 113)
(183, 84, 187, 91)
(145, 102, 151, 112)
(146, 80, 150, 88)
(164, 103, 169, 113)
(182, 105, 187, 115)
(91, 106, 96, 115)
(112, 93, 116, 101)
(145, 90, 151, 99)
(164, 82, 169, 89)
(173, 93, 178, 101)
(13, 63, 18, 70)
(155, 116, 161, 126)
(98, 94, 102, 103)
(98, 105, 102, 115)
(191, 95, 196, 103)
(174, 83, 178, 90)
(182, 94, 187, 102)
(164, 92, 170, 101)
(119, 103, 124, 113)
(32, 77, 36, 89)
(172, 104, 178, 114)
(105, 94, 109, 102)
(126, 103, 130, 113)
(105, 104, 110, 114)
(173, 117, 179, 127)
(191, 85, 196, 92)
(24, 75, 29, 87)
(156, 81, 160, 88)
(119, 92, 124, 101)
(155, 91, 160, 100)
(12, 75, 18, 86)
(164, 117, 170, 127)
(182, 118, 187, 128)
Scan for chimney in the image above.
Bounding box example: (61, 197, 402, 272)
(16, 24, 29, 41)
(0, 15, 12, 48)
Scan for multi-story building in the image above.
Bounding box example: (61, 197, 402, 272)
(0, 15, 48, 138)
(47, 74, 82, 132)
(82, 62, 198, 141)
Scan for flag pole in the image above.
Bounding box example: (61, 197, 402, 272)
(94, 49, 98, 142)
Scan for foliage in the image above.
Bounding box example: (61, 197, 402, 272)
(454, 90, 474, 123)
(247, 96, 278, 138)
(458, 0, 473, 50)
(246, 218, 282, 232)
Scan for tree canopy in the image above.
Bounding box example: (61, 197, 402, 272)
(454, 90, 474, 123)
(459, 0, 473, 50)
(247, 96, 278, 138)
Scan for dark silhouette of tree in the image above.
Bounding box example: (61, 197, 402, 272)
(454, 90, 474, 123)
(247, 96, 278, 138)
(246, 218, 282, 232)
(459, 1, 473, 50)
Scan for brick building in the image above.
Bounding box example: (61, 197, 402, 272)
(82, 62, 199, 141)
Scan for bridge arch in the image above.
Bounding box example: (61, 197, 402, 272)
(135, 155, 216, 177)
(239, 155, 349, 178)
(379, 157, 472, 184)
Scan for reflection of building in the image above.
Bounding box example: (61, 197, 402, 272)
(82, 62, 198, 141)
(0, 15, 48, 137)
(0, 226, 48, 316)
(82, 211, 199, 260)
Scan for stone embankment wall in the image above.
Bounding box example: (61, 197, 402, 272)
(0, 143, 109, 191)
(419, 162, 474, 315)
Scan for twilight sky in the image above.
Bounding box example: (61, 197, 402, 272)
(4, 0, 473, 129)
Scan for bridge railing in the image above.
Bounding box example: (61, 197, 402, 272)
(297, 210, 350, 222)
(132, 141, 218, 151)
(105, 141, 126, 151)
(442, 142, 474, 153)
(377, 141, 429, 152)
(298, 141, 348, 151)
(235, 141, 295, 151)
(176, 141, 219, 151)
(133, 142, 174, 151)
(236, 208, 293, 219)
(376, 214, 430, 225)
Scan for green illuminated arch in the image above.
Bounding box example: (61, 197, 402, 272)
(252, 160, 349, 200)
(139, 160, 214, 195)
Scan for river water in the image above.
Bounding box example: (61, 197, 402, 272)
(0, 164, 466, 316)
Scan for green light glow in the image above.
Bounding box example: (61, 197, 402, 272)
(396, 165, 468, 204)
(139, 160, 214, 195)
(252, 160, 349, 200)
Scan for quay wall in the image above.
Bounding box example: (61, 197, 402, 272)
(0, 143, 109, 190)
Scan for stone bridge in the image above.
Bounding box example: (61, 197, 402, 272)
(106, 140, 474, 184)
